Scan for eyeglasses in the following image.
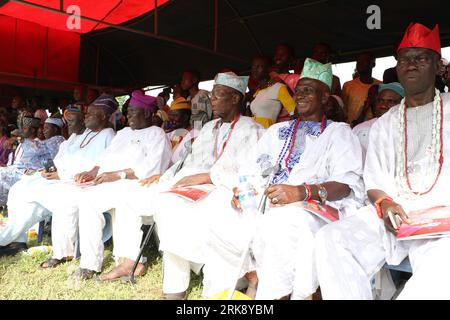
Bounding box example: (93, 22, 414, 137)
(209, 90, 229, 99)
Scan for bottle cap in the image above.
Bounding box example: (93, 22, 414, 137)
(239, 175, 247, 183)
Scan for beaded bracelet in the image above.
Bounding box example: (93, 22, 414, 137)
(302, 183, 312, 201)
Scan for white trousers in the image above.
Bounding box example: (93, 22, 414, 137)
(201, 190, 327, 299)
(2, 175, 81, 261)
(2, 174, 73, 247)
(162, 251, 203, 294)
(315, 205, 450, 299)
(1, 176, 52, 245)
(155, 185, 227, 295)
(77, 180, 139, 272)
(110, 181, 161, 263)
(201, 189, 257, 298)
(43, 182, 83, 260)
(252, 205, 327, 300)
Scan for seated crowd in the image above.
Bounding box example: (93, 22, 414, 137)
(1, 22, 450, 300)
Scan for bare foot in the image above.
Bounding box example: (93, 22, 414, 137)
(244, 271, 258, 299)
(98, 258, 146, 281)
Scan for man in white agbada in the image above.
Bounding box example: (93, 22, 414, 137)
(201, 58, 364, 300)
(71, 90, 172, 279)
(0, 104, 114, 257)
(93, 73, 264, 297)
(315, 22, 450, 300)
(352, 82, 404, 160)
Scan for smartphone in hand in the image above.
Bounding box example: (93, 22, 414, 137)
(44, 159, 57, 173)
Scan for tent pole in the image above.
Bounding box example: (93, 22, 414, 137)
(96, 44, 100, 85)
(214, 0, 218, 52)
(154, 0, 158, 35)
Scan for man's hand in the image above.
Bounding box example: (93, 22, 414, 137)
(265, 184, 304, 205)
(231, 187, 258, 213)
(139, 174, 162, 187)
(75, 171, 96, 183)
(231, 187, 242, 212)
(74, 167, 99, 183)
(41, 171, 59, 180)
(173, 173, 212, 188)
(93, 172, 121, 185)
(380, 200, 411, 235)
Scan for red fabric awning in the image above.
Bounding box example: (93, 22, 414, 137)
(0, 0, 168, 33)
(0, 0, 169, 89)
(0, 15, 80, 84)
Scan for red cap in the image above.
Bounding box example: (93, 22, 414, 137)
(397, 23, 441, 56)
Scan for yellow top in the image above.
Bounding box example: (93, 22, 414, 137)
(250, 82, 296, 128)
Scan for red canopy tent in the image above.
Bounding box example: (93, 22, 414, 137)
(0, 0, 166, 33)
(0, 0, 168, 93)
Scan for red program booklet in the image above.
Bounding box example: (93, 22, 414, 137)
(397, 205, 450, 241)
(290, 200, 340, 223)
(165, 184, 216, 202)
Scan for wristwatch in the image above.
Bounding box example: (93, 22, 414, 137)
(118, 171, 127, 179)
(317, 184, 328, 204)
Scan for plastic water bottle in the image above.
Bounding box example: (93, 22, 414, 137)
(26, 245, 52, 256)
(27, 222, 40, 241)
(237, 176, 257, 212)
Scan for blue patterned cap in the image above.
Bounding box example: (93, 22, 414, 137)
(22, 116, 41, 128)
(214, 72, 249, 95)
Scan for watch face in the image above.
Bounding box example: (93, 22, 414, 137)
(319, 187, 327, 201)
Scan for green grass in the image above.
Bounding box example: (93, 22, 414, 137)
(0, 237, 203, 300)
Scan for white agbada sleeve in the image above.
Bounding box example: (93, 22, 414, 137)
(321, 123, 365, 215)
(133, 127, 173, 179)
(271, 122, 365, 215)
(363, 109, 398, 197)
(95, 127, 171, 179)
(173, 121, 216, 179)
(326, 124, 365, 197)
(159, 117, 263, 188)
(209, 119, 265, 189)
(56, 128, 116, 181)
(157, 124, 214, 184)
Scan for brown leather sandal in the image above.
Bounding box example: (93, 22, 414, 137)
(39, 257, 72, 269)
